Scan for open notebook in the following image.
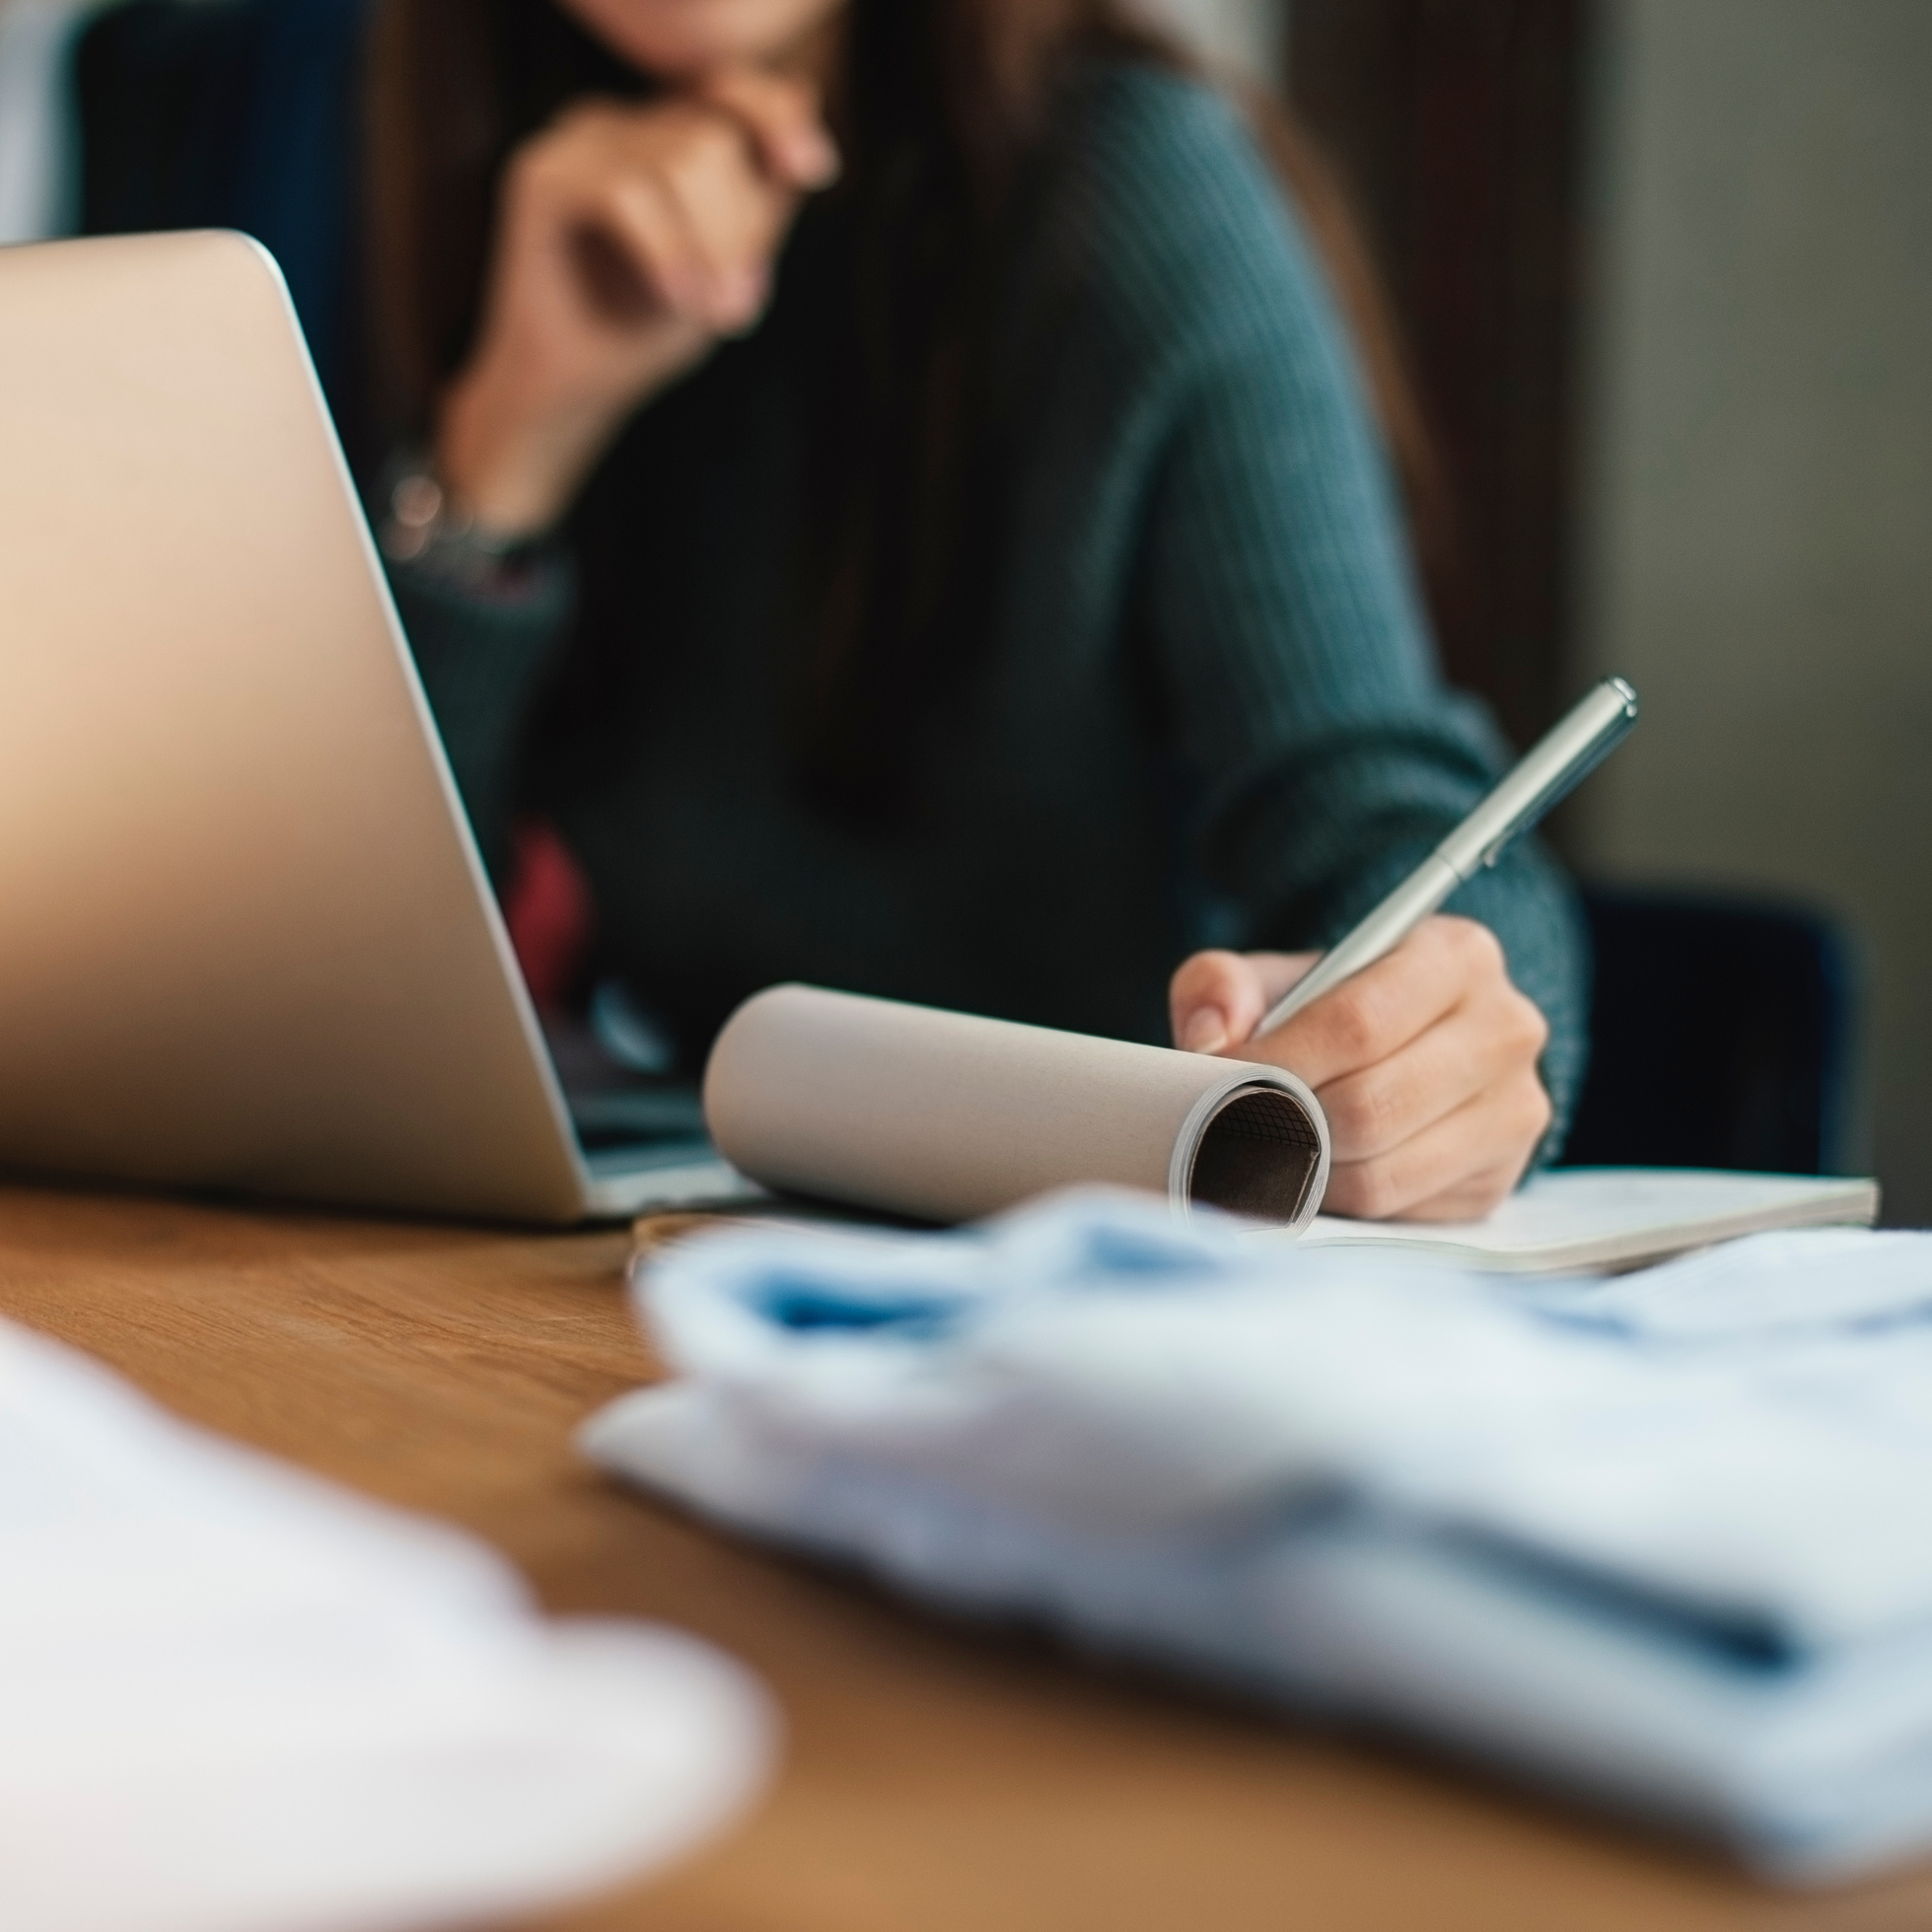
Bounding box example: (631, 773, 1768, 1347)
(648, 985, 1878, 1274)
(1293, 1167, 1879, 1273)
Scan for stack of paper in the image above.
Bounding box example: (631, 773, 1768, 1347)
(0, 1319, 774, 1932)
(585, 1189, 1932, 1881)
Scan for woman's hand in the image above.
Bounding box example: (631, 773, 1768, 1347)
(1170, 916, 1552, 1222)
(436, 68, 838, 537)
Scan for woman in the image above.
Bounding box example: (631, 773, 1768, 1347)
(74, 0, 1586, 1220)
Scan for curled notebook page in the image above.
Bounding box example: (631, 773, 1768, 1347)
(0, 1317, 775, 1932)
(704, 983, 1330, 1229)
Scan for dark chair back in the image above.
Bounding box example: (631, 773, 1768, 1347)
(1559, 889, 1856, 1176)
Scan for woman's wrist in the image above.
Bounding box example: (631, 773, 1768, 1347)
(378, 448, 561, 602)
(433, 363, 621, 539)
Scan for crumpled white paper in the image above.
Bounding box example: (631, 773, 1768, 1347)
(0, 1317, 775, 1932)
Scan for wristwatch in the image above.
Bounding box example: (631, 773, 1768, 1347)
(377, 452, 542, 595)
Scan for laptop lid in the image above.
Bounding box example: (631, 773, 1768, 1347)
(0, 230, 599, 1220)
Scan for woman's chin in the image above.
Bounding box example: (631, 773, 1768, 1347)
(555, 0, 840, 80)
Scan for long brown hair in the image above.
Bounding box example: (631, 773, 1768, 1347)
(365, 0, 1449, 817)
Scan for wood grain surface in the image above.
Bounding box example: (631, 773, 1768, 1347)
(3, 1178, 1927, 1932)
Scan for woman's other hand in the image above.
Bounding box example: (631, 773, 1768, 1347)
(436, 68, 838, 537)
(1170, 916, 1552, 1222)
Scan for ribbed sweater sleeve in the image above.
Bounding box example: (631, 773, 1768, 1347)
(383, 553, 575, 885)
(1066, 72, 1591, 1143)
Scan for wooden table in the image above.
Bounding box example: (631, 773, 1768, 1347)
(2, 1180, 1927, 1932)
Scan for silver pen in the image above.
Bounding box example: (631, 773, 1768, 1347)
(1251, 676, 1640, 1039)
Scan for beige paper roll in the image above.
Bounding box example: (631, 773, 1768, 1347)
(703, 984, 1330, 1229)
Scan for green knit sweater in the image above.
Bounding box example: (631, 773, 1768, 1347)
(392, 60, 1590, 1129)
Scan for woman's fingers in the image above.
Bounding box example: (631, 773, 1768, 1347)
(1170, 917, 1554, 1223)
(628, 128, 765, 330)
(1396, 1156, 1538, 1224)
(580, 166, 708, 322)
(1322, 1071, 1550, 1221)
(1168, 949, 1316, 1054)
(647, 108, 792, 329)
(436, 69, 835, 540)
(693, 67, 839, 189)
(1317, 973, 1549, 1165)
(1262, 916, 1502, 1091)
(1174, 919, 1497, 1082)
(545, 102, 789, 334)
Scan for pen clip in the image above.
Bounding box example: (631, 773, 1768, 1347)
(1468, 681, 1640, 872)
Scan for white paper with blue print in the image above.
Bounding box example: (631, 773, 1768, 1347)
(583, 1190, 1932, 1881)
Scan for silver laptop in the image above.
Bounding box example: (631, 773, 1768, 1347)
(0, 229, 747, 1220)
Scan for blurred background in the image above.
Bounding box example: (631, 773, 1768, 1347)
(1153, 0, 1932, 1222)
(4, 0, 1922, 1214)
